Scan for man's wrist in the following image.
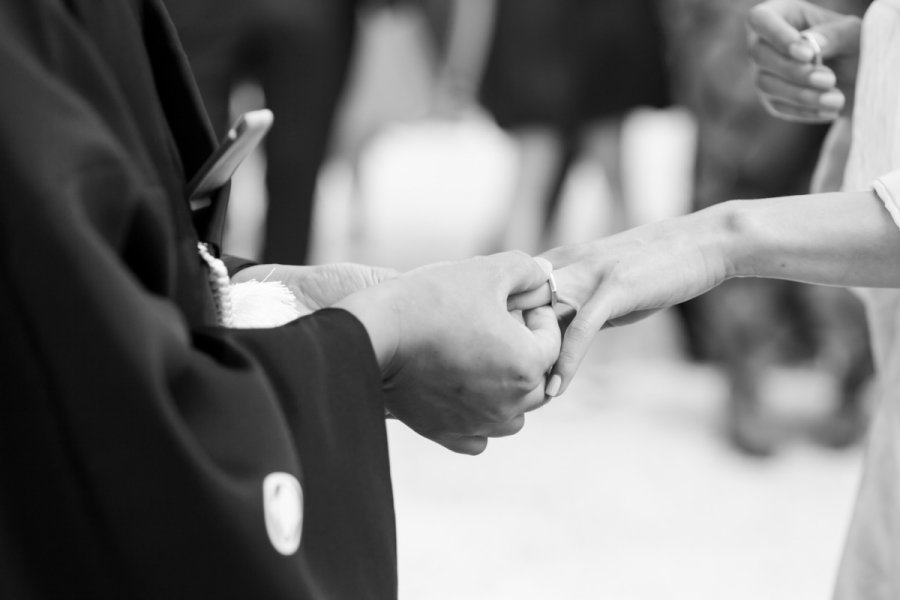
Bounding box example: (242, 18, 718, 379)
(335, 284, 400, 379)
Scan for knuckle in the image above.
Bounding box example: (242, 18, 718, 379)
(485, 250, 529, 279)
(510, 250, 538, 277)
(507, 416, 526, 436)
(512, 358, 548, 390)
(484, 398, 515, 423)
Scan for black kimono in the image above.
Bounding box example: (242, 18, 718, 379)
(0, 1, 395, 598)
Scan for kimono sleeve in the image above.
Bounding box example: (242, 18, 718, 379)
(0, 9, 395, 600)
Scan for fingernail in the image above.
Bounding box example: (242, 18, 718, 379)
(809, 69, 835, 88)
(789, 41, 814, 62)
(545, 374, 562, 397)
(819, 91, 844, 109)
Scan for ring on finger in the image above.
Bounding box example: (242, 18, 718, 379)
(547, 271, 559, 308)
(800, 31, 823, 67)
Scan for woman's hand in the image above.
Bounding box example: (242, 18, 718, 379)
(512, 209, 735, 397)
(748, 0, 862, 123)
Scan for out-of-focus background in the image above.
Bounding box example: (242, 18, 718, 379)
(168, 1, 875, 597)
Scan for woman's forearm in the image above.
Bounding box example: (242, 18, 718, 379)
(721, 189, 900, 288)
(535, 186, 900, 394)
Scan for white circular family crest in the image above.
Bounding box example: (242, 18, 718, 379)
(263, 472, 304, 556)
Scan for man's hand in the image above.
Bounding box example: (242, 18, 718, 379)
(337, 252, 561, 455)
(748, 0, 861, 123)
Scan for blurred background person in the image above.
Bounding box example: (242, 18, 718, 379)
(663, 0, 874, 456)
(424, 0, 672, 254)
(165, 0, 366, 265)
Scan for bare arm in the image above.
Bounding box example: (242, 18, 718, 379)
(728, 190, 900, 286)
(512, 188, 900, 395)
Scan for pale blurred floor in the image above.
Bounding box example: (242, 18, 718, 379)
(388, 361, 860, 600)
(222, 11, 863, 597)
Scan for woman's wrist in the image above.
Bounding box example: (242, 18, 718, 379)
(691, 201, 752, 283)
(711, 190, 900, 288)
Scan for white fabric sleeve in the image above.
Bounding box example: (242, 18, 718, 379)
(872, 168, 900, 232)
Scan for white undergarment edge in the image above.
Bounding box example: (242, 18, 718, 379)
(872, 169, 900, 232)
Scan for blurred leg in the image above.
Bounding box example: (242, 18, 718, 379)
(581, 116, 627, 235)
(493, 127, 565, 255)
(254, 0, 358, 265)
(165, 1, 243, 135)
(801, 285, 873, 448)
(697, 279, 794, 456)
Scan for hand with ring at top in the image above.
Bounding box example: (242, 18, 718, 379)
(510, 210, 734, 398)
(748, 0, 862, 123)
(337, 251, 561, 455)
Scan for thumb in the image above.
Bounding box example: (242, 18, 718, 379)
(494, 251, 552, 297)
(545, 297, 610, 398)
(523, 305, 562, 373)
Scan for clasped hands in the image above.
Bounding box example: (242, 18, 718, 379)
(238, 254, 561, 456)
(235, 210, 730, 456)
